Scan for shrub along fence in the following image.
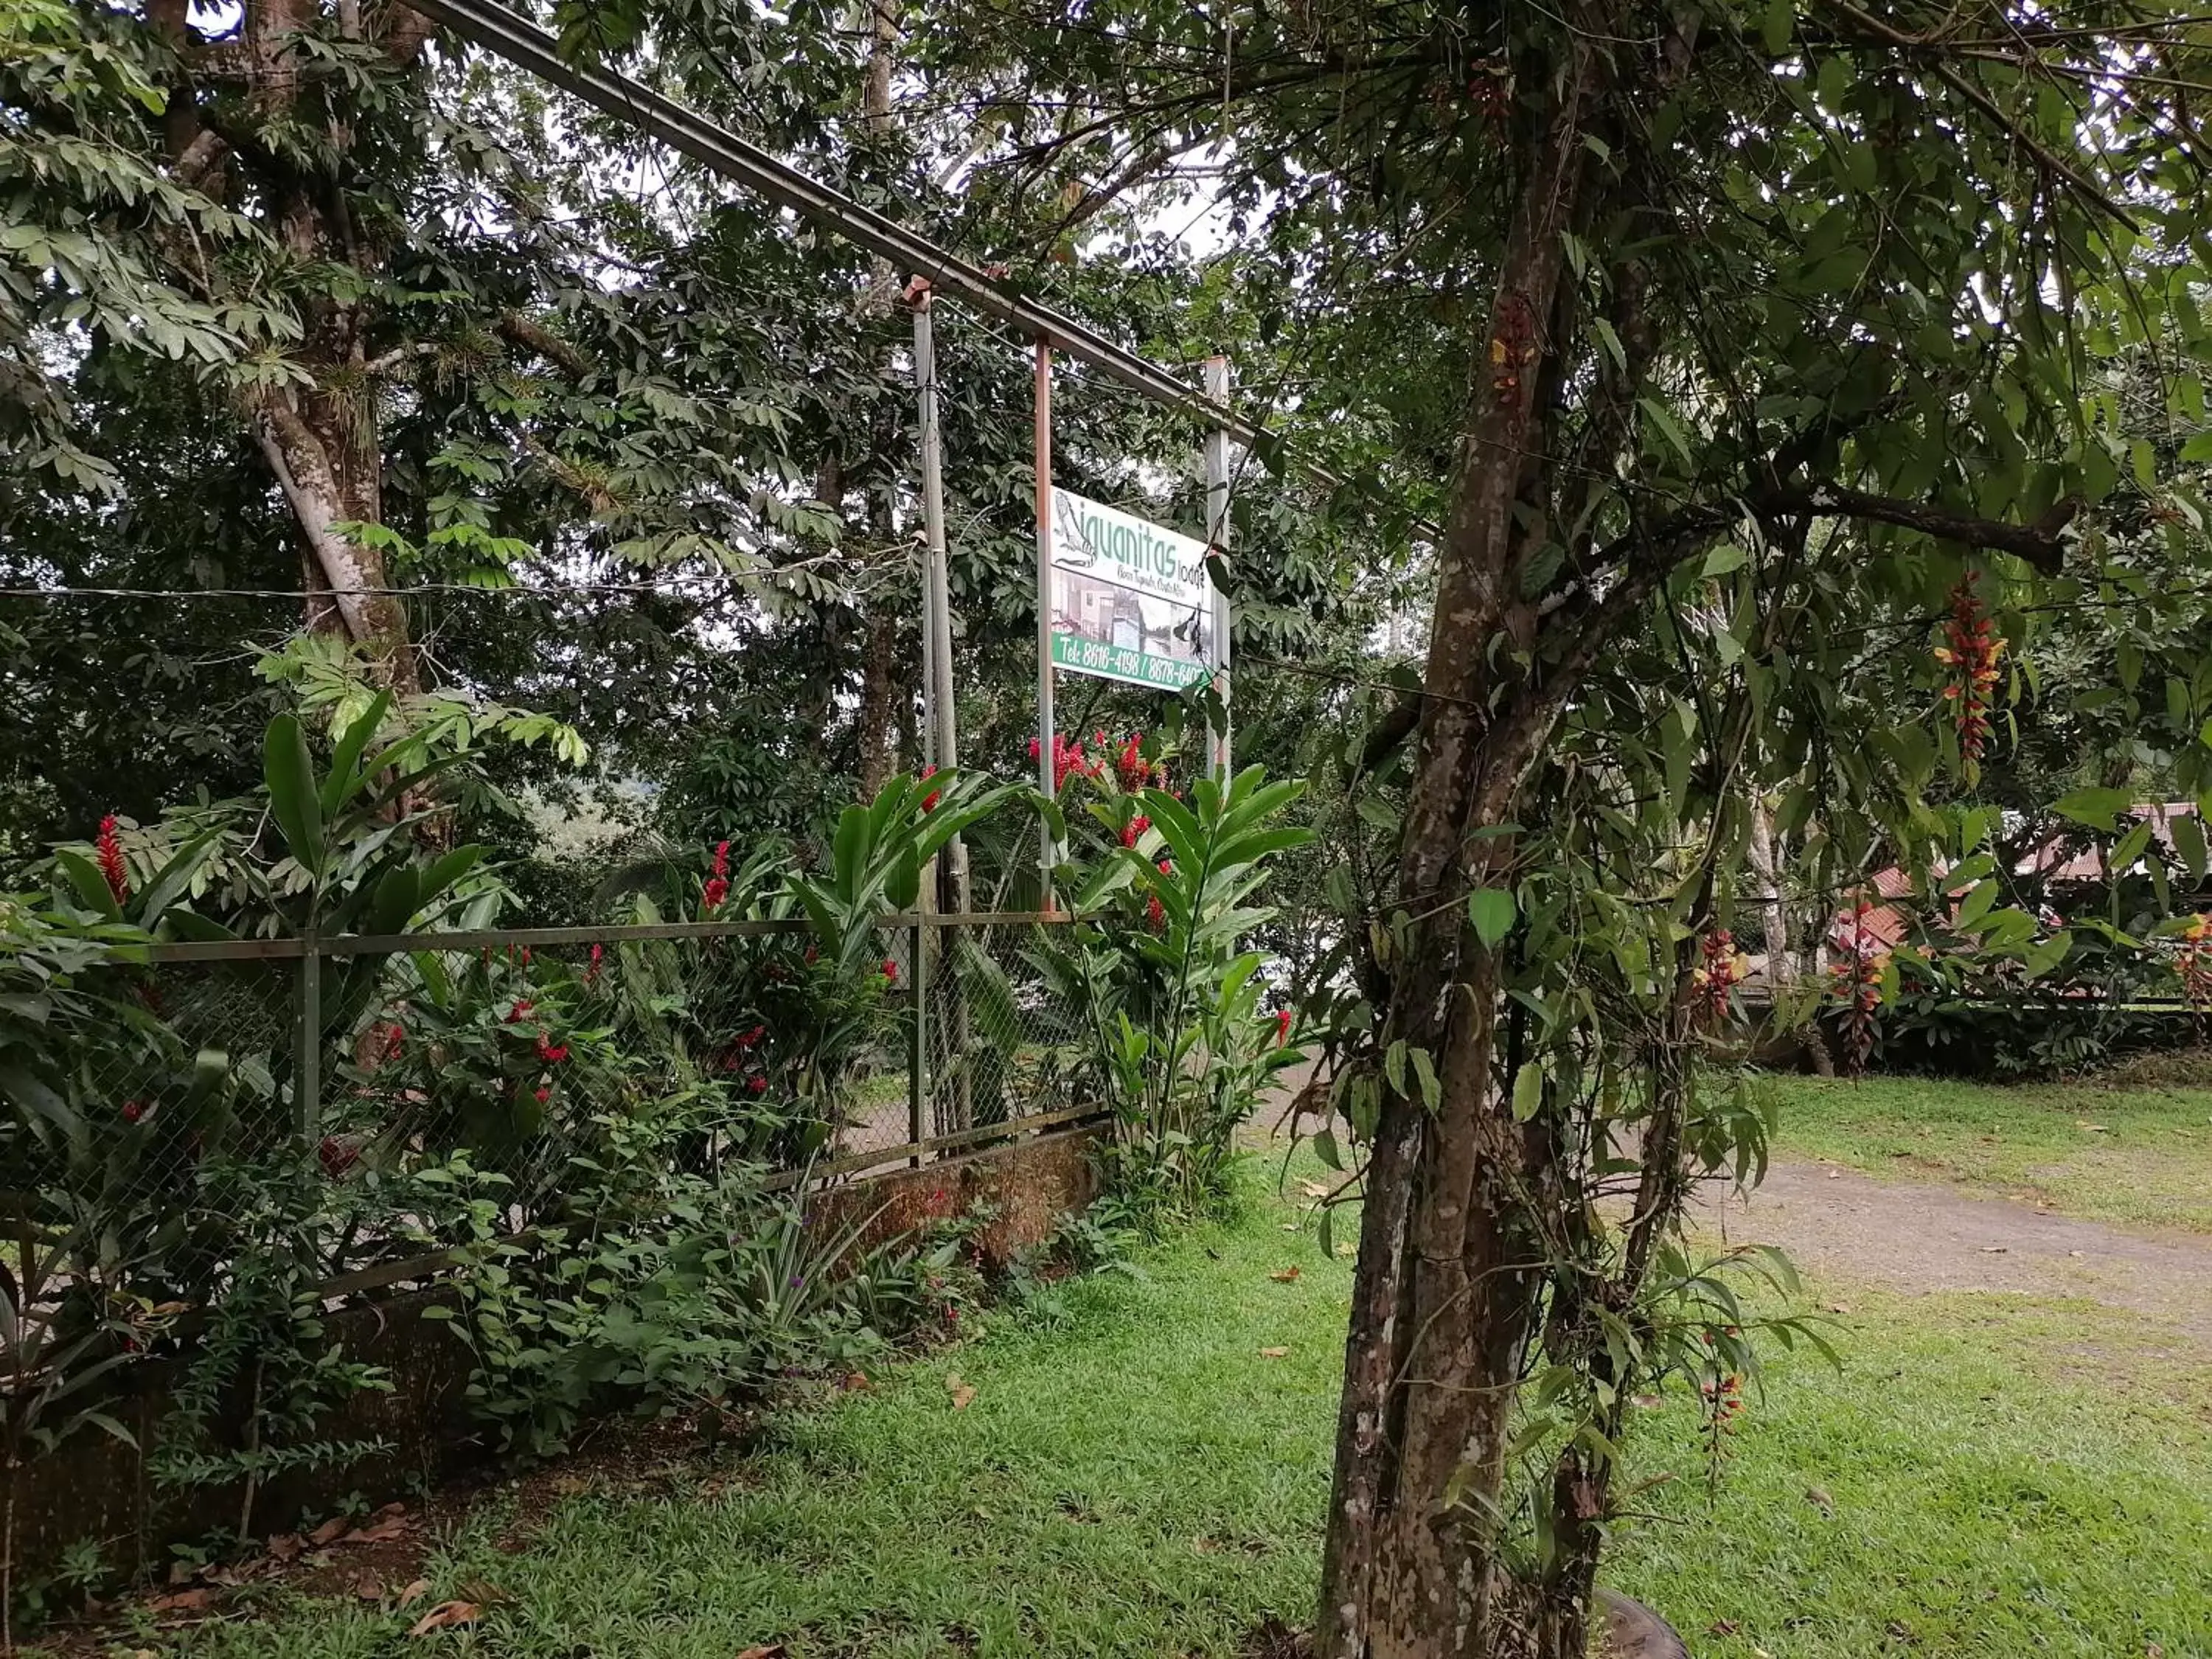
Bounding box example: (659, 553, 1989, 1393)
(86, 912, 1091, 1269)
(0, 909, 1105, 1613)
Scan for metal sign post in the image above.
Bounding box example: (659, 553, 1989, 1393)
(1204, 355, 1233, 781)
(1034, 341, 1059, 908)
(911, 284, 967, 911)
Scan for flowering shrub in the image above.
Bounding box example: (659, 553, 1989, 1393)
(1032, 762, 1313, 1223)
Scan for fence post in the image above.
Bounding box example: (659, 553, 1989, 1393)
(296, 934, 322, 1144)
(908, 915, 928, 1166)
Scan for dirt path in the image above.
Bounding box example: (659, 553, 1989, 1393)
(1698, 1160, 2212, 1346)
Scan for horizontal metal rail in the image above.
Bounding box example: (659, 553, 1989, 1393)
(142, 911, 1079, 964)
(403, 0, 1321, 473)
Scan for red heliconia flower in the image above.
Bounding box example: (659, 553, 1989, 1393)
(703, 876, 729, 911)
(920, 763, 942, 813)
(96, 814, 128, 903)
(1274, 1007, 1293, 1047)
(122, 1099, 144, 1124)
(1691, 928, 1747, 1026)
(2180, 914, 2212, 1009)
(1934, 573, 2005, 778)
(712, 840, 732, 879)
(585, 942, 604, 985)
(881, 957, 899, 983)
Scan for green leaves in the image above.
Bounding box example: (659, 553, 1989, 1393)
(1467, 888, 1517, 949)
(264, 713, 324, 881)
(2051, 787, 2134, 830)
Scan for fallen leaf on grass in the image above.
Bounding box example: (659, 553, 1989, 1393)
(736, 1645, 787, 1658)
(1823, 1302, 1854, 1315)
(842, 1371, 872, 1392)
(1630, 1392, 1663, 1410)
(353, 1571, 386, 1601)
(1335, 1242, 1355, 1257)
(1259, 1346, 1290, 1359)
(148, 1587, 217, 1613)
(946, 1373, 977, 1410)
(2076, 1121, 2109, 1133)
(1269, 1266, 1301, 1283)
(265, 1533, 303, 1562)
(1978, 1245, 2008, 1254)
(1298, 1180, 1330, 1199)
(345, 1514, 410, 1545)
(407, 1600, 481, 1636)
(1804, 1486, 1834, 1514)
(397, 1579, 431, 1610)
(1279, 1222, 1299, 1232)
(2146, 1644, 2165, 1658)
(307, 1514, 352, 1547)
(1708, 1619, 1740, 1635)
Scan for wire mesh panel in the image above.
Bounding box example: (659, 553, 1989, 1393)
(0, 914, 1095, 1325)
(920, 915, 1093, 1141)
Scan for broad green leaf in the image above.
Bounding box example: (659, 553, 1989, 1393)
(2050, 787, 2133, 830)
(1468, 887, 1517, 949)
(1512, 1065, 1544, 1122)
(1312, 1127, 1343, 1171)
(263, 714, 325, 879)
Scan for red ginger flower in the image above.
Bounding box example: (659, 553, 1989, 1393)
(920, 764, 942, 813)
(504, 998, 535, 1023)
(1146, 894, 1165, 932)
(535, 1032, 569, 1064)
(881, 957, 899, 982)
(712, 840, 731, 877)
(1274, 1007, 1293, 1047)
(96, 814, 128, 903)
(1120, 813, 1151, 849)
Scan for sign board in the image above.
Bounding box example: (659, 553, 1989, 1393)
(1047, 490, 1214, 690)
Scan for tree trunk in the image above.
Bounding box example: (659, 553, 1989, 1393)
(160, 0, 426, 694)
(1747, 795, 1793, 989)
(1318, 37, 1608, 1659)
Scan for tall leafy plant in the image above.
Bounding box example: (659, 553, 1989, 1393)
(1052, 766, 1312, 1220)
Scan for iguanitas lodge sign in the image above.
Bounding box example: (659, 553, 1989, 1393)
(1048, 490, 1214, 690)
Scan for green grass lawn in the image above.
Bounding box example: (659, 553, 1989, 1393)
(1766, 1072, 2212, 1232)
(149, 1159, 2212, 1659)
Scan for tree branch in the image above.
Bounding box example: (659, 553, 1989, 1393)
(493, 313, 594, 378)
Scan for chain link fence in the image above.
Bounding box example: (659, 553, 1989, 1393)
(5, 913, 1097, 1308)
